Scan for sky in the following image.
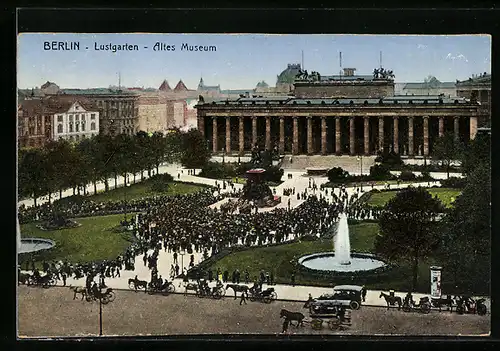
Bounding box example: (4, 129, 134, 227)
(17, 34, 491, 90)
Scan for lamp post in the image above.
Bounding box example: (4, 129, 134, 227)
(179, 249, 186, 278)
(357, 155, 363, 191)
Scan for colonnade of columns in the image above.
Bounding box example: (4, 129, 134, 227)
(199, 115, 478, 156)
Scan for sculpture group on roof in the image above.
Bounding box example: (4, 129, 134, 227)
(295, 69, 321, 82)
(373, 67, 395, 80)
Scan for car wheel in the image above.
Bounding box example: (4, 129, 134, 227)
(349, 301, 360, 310)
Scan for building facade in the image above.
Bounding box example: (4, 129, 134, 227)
(196, 69, 483, 158)
(52, 100, 100, 142)
(18, 100, 52, 148)
(456, 73, 491, 127)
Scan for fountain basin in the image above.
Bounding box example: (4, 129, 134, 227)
(18, 238, 55, 254)
(298, 252, 386, 273)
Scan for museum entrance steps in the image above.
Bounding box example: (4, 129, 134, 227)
(280, 155, 376, 174)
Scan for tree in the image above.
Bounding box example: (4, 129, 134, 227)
(327, 167, 350, 183)
(180, 128, 211, 169)
(150, 131, 167, 174)
(460, 132, 490, 177)
(45, 139, 74, 200)
(438, 161, 490, 294)
(18, 148, 49, 207)
(432, 132, 460, 179)
(375, 187, 443, 291)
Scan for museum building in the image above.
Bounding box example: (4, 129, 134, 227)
(195, 67, 484, 157)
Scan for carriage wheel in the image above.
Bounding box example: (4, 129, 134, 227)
(249, 295, 256, 302)
(402, 303, 411, 312)
(107, 291, 116, 302)
(456, 305, 465, 315)
(311, 319, 323, 330)
(477, 304, 487, 316)
(263, 296, 271, 304)
(421, 303, 431, 314)
(128, 282, 135, 290)
(212, 291, 222, 300)
(85, 295, 93, 302)
(167, 283, 175, 293)
(101, 296, 110, 305)
(349, 301, 360, 310)
(328, 319, 340, 330)
(270, 291, 277, 301)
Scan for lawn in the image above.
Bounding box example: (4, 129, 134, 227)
(205, 222, 441, 293)
(366, 188, 461, 208)
(323, 179, 424, 188)
(206, 223, 379, 283)
(19, 214, 134, 268)
(89, 181, 206, 203)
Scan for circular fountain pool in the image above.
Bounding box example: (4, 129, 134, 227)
(298, 252, 386, 273)
(18, 238, 55, 254)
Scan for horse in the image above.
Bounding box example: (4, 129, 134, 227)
(184, 282, 198, 296)
(431, 295, 455, 312)
(128, 277, 147, 292)
(280, 309, 305, 327)
(226, 284, 249, 300)
(69, 286, 87, 301)
(379, 292, 402, 310)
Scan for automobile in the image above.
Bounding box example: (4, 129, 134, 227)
(309, 285, 363, 316)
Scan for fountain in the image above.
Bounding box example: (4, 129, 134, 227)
(298, 213, 386, 273)
(17, 216, 55, 255)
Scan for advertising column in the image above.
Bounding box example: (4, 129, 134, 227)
(430, 266, 443, 299)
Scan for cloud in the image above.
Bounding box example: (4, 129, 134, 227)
(446, 53, 468, 62)
(417, 44, 427, 49)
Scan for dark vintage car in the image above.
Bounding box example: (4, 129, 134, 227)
(309, 285, 363, 316)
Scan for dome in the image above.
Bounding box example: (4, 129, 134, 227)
(256, 80, 269, 88)
(276, 63, 302, 84)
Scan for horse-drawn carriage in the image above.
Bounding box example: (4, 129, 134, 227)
(147, 280, 176, 295)
(128, 277, 148, 292)
(402, 295, 431, 314)
(196, 279, 225, 299)
(455, 296, 488, 315)
(86, 287, 116, 304)
(281, 308, 351, 331)
(248, 287, 277, 303)
(21, 272, 57, 288)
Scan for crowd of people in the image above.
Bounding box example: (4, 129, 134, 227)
(19, 171, 387, 292)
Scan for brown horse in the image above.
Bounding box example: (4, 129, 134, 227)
(69, 286, 87, 300)
(379, 292, 402, 310)
(226, 284, 249, 299)
(280, 309, 305, 327)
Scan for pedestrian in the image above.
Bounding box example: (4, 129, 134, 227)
(173, 251, 178, 264)
(208, 269, 213, 282)
(61, 272, 67, 286)
(244, 270, 249, 284)
(291, 273, 295, 287)
(175, 264, 180, 276)
(239, 291, 247, 305)
(270, 271, 274, 286)
(361, 286, 367, 302)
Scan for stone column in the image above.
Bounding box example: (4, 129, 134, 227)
(378, 116, 384, 152)
(408, 116, 414, 156)
(454, 117, 460, 143)
(307, 116, 313, 155)
(393, 116, 399, 154)
(239, 116, 244, 156)
(225, 117, 231, 154)
(470, 116, 478, 140)
(423, 116, 429, 156)
(335, 117, 341, 155)
(349, 117, 355, 155)
(364, 116, 370, 155)
(212, 117, 218, 153)
(292, 117, 299, 155)
(279, 117, 285, 154)
(265, 116, 271, 150)
(438, 117, 444, 137)
(197, 116, 205, 137)
(321, 116, 327, 155)
(252, 116, 257, 147)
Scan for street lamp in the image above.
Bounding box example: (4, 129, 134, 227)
(179, 249, 186, 278)
(357, 155, 363, 191)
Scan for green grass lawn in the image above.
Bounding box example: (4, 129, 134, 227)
(206, 223, 379, 283)
(89, 181, 205, 203)
(205, 222, 441, 293)
(324, 179, 425, 188)
(19, 214, 134, 268)
(366, 188, 461, 208)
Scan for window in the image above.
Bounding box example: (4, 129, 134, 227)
(57, 124, 63, 134)
(69, 115, 73, 122)
(57, 115, 63, 122)
(91, 114, 96, 120)
(91, 122, 96, 130)
(81, 114, 86, 122)
(69, 124, 73, 133)
(75, 105, 79, 110)
(75, 123, 79, 132)
(76, 115, 79, 121)
(81, 123, 85, 132)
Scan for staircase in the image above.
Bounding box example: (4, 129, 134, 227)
(280, 155, 376, 174)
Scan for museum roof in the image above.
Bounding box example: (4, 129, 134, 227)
(197, 95, 471, 106)
(402, 82, 456, 89)
(59, 88, 139, 96)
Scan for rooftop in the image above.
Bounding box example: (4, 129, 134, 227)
(197, 95, 471, 107)
(59, 88, 139, 96)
